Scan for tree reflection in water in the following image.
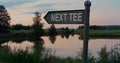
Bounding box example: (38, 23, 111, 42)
(49, 36, 56, 44)
(0, 36, 51, 63)
(61, 34, 70, 39)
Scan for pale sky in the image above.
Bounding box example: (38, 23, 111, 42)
(0, 0, 120, 28)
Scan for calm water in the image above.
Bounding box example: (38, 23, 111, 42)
(1, 35, 120, 58)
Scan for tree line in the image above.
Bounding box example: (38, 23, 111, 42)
(0, 5, 120, 35)
(0, 5, 75, 37)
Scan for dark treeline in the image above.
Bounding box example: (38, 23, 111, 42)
(10, 24, 31, 30)
(0, 5, 120, 37)
(78, 25, 120, 30)
(9, 25, 120, 31)
(10, 24, 118, 31)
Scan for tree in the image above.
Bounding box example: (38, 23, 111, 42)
(0, 5, 11, 33)
(32, 11, 44, 36)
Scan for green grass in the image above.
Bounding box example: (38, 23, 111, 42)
(89, 29, 120, 35)
(10, 30, 33, 34)
(3, 29, 120, 36)
(75, 29, 83, 35)
(75, 29, 120, 36)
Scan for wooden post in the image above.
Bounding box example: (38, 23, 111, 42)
(83, 0, 91, 63)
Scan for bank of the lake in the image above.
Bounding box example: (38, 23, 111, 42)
(75, 29, 120, 38)
(0, 29, 120, 39)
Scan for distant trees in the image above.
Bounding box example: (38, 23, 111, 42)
(32, 11, 44, 36)
(0, 5, 11, 33)
(10, 24, 31, 30)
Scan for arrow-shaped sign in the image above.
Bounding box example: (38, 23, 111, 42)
(44, 10, 85, 24)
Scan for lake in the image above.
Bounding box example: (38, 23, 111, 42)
(1, 35, 120, 58)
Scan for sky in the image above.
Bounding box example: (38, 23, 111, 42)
(0, 0, 120, 28)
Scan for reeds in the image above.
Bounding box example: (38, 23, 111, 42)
(0, 43, 120, 63)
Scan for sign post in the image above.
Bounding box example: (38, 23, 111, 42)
(44, 0, 91, 63)
(83, 0, 91, 63)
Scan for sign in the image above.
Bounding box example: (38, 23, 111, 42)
(44, 1, 91, 63)
(44, 10, 85, 24)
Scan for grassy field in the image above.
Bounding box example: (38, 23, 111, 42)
(10, 29, 120, 35)
(10, 30, 33, 34)
(75, 29, 120, 36)
(89, 29, 120, 35)
(0, 29, 120, 38)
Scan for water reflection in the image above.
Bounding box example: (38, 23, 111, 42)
(49, 36, 56, 44)
(60, 33, 74, 39)
(32, 36, 47, 63)
(0, 36, 50, 63)
(0, 35, 120, 58)
(33, 36, 44, 54)
(0, 36, 45, 52)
